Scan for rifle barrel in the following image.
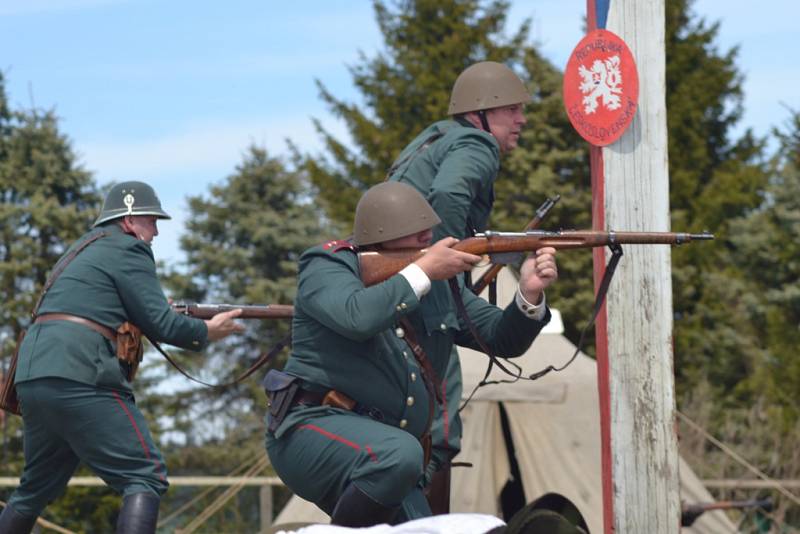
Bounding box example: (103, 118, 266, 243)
(172, 303, 294, 320)
(359, 229, 715, 287)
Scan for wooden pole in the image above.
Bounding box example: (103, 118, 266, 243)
(587, 0, 681, 532)
(260, 484, 273, 533)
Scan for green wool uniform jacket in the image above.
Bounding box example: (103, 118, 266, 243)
(279, 241, 550, 440)
(388, 118, 499, 242)
(388, 117, 503, 472)
(16, 224, 208, 392)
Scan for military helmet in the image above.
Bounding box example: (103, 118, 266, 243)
(353, 182, 441, 246)
(93, 181, 171, 227)
(448, 61, 531, 115)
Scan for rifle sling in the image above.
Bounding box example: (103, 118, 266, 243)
(448, 277, 525, 413)
(528, 243, 624, 381)
(455, 244, 625, 411)
(146, 332, 291, 389)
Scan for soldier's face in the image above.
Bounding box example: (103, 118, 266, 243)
(485, 103, 527, 153)
(124, 215, 159, 244)
(382, 228, 433, 250)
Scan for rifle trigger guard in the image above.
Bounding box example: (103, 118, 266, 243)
(489, 251, 524, 265)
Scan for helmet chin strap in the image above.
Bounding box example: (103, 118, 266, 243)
(477, 110, 492, 134)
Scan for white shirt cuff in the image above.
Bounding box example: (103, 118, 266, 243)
(515, 288, 546, 320)
(400, 263, 431, 300)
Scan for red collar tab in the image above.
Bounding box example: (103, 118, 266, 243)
(322, 239, 356, 253)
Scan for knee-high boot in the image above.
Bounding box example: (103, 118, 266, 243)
(115, 493, 160, 534)
(0, 504, 37, 534)
(330, 483, 399, 527)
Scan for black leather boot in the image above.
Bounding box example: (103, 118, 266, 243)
(0, 504, 37, 534)
(115, 493, 160, 534)
(330, 483, 399, 527)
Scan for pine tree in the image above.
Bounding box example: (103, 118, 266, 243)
(665, 0, 769, 396)
(0, 71, 101, 510)
(732, 110, 800, 419)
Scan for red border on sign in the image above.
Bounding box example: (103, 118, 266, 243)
(563, 29, 639, 146)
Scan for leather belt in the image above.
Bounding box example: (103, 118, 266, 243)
(34, 313, 117, 343)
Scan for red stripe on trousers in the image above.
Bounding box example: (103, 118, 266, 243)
(299, 424, 378, 462)
(112, 391, 166, 481)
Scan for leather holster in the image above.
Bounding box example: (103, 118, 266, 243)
(116, 322, 143, 381)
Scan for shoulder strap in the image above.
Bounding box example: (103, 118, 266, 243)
(385, 131, 445, 180)
(32, 232, 107, 317)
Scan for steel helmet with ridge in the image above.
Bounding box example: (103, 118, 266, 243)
(353, 182, 441, 246)
(93, 181, 171, 227)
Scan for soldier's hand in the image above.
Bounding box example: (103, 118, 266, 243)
(519, 247, 558, 304)
(414, 237, 481, 281)
(205, 308, 246, 341)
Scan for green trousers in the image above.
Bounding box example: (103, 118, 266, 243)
(266, 406, 432, 522)
(9, 378, 168, 517)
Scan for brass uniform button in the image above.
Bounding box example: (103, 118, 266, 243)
(399, 419, 408, 429)
(406, 396, 415, 407)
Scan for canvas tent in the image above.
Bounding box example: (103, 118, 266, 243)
(274, 267, 736, 533)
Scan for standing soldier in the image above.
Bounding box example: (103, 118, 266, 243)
(387, 61, 533, 509)
(265, 182, 556, 526)
(0, 181, 244, 534)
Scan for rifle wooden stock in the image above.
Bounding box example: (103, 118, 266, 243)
(359, 230, 714, 287)
(471, 194, 560, 295)
(172, 302, 294, 320)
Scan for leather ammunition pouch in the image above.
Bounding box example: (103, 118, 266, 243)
(263, 369, 300, 433)
(116, 322, 144, 381)
(0, 331, 25, 415)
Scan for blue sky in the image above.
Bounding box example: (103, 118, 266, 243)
(1, 0, 797, 264)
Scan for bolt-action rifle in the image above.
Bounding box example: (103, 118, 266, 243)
(358, 229, 714, 287)
(470, 194, 561, 295)
(681, 497, 773, 527)
(171, 301, 294, 320)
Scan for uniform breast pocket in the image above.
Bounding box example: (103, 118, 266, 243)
(421, 310, 459, 337)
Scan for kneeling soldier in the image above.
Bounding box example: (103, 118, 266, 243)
(0, 181, 244, 534)
(265, 182, 557, 526)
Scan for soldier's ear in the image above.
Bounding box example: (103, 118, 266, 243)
(119, 216, 141, 240)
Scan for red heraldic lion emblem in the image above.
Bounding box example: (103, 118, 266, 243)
(563, 29, 639, 146)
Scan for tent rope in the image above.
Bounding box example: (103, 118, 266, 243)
(0, 500, 75, 534)
(676, 410, 800, 507)
(175, 454, 270, 534)
(157, 453, 261, 528)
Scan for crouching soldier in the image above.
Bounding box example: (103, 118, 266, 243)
(265, 182, 557, 526)
(0, 181, 244, 533)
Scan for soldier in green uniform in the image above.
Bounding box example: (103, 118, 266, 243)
(386, 61, 532, 502)
(265, 182, 557, 526)
(0, 181, 244, 534)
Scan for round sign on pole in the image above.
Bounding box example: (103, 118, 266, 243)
(563, 29, 639, 146)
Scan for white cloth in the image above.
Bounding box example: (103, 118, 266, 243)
(276, 514, 505, 534)
(515, 288, 546, 321)
(400, 263, 432, 299)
